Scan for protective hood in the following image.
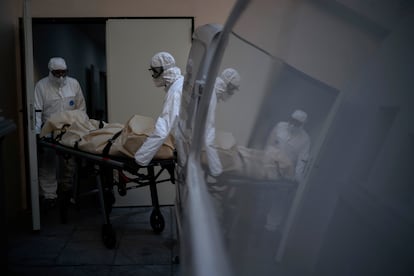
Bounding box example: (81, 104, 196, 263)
(47, 57, 68, 88)
(48, 57, 67, 71)
(151, 52, 175, 68)
(221, 68, 241, 90)
(162, 67, 182, 90)
(150, 52, 182, 89)
(153, 66, 182, 90)
(215, 68, 241, 102)
(291, 109, 307, 123)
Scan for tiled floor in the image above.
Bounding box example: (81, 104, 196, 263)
(6, 194, 180, 276)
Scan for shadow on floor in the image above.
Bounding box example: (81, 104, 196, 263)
(6, 195, 180, 276)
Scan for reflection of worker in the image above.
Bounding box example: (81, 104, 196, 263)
(264, 109, 310, 232)
(265, 109, 311, 182)
(34, 57, 86, 205)
(135, 52, 184, 166)
(205, 68, 241, 176)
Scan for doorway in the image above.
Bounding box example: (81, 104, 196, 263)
(32, 18, 107, 121)
(22, 16, 193, 229)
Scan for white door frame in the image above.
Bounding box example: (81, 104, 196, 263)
(23, 0, 41, 231)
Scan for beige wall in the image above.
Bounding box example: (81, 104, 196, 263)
(29, 0, 236, 28)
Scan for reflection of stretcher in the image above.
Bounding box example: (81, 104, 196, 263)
(39, 138, 176, 249)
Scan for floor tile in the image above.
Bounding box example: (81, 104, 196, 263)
(114, 238, 172, 265)
(57, 240, 116, 265)
(8, 265, 112, 276)
(109, 264, 172, 276)
(7, 206, 180, 275)
(8, 235, 67, 265)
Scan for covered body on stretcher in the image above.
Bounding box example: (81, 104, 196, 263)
(201, 131, 297, 182)
(38, 110, 176, 248)
(40, 109, 175, 160)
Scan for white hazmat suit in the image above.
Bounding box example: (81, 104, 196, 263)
(34, 57, 86, 200)
(35, 58, 86, 135)
(264, 109, 311, 231)
(204, 69, 241, 226)
(134, 52, 184, 166)
(265, 109, 310, 180)
(205, 68, 241, 176)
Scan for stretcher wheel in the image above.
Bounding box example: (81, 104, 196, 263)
(102, 224, 116, 249)
(117, 183, 127, 196)
(150, 209, 165, 233)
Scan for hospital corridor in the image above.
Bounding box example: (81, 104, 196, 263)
(1, 0, 414, 276)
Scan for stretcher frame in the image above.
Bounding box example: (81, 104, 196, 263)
(38, 138, 176, 249)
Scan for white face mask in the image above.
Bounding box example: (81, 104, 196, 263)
(57, 76, 66, 87)
(215, 78, 228, 102)
(219, 90, 232, 102)
(153, 76, 165, 87)
(288, 122, 302, 135)
(49, 74, 67, 88)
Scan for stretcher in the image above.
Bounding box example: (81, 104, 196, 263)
(38, 137, 176, 249)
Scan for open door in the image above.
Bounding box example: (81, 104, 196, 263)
(22, 4, 107, 231)
(22, 0, 40, 231)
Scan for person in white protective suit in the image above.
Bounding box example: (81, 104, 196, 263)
(204, 68, 241, 176)
(265, 109, 311, 181)
(34, 57, 86, 206)
(134, 52, 184, 166)
(204, 68, 241, 229)
(264, 109, 311, 232)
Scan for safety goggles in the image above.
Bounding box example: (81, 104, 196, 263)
(148, 66, 164, 78)
(51, 69, 68, 78)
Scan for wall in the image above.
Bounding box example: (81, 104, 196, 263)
(106, 18, 193, 206)
(29, 0, 236, 28)
(212, 0, 383, 153)
(0, 0, 25, 224)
